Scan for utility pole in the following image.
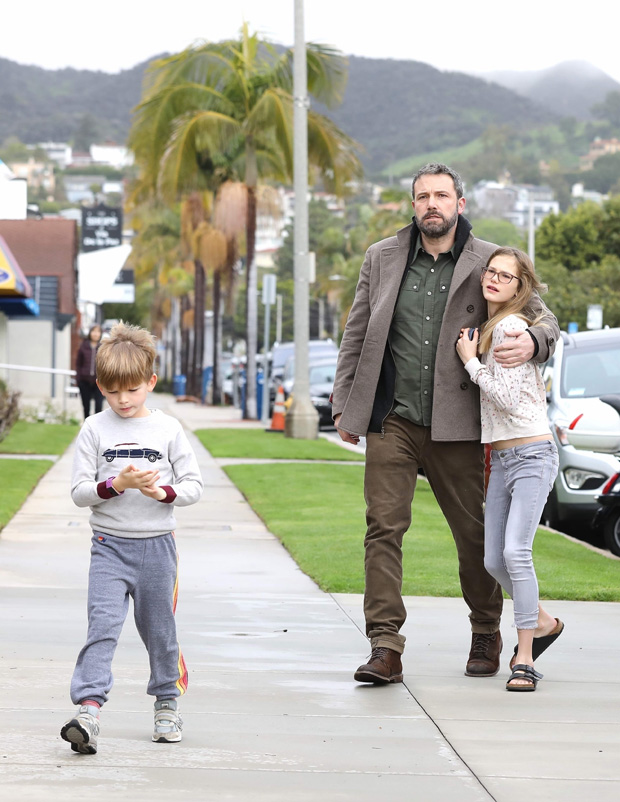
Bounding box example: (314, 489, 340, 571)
(285, 0, 318, 439)
(528, 194, 535, 264)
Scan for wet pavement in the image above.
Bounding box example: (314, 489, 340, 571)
(1, 396, 619, 801)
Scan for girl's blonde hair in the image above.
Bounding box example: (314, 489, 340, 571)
(96, 322, 157, 389)
(478, 247, 548, 354)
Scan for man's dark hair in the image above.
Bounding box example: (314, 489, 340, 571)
(411, 163, 464, 200)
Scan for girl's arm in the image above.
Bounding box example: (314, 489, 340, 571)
(462, 322, 530, 412)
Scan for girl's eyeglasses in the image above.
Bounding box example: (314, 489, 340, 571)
(481, 266, 521, 285)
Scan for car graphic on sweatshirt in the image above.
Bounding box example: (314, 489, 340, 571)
(102, 443, 163, 463)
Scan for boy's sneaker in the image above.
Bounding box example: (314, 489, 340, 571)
(152, 699, 182, 743)
(60, 704, 100, 754)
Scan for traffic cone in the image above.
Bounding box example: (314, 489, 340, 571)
(268, 385, 286, 432)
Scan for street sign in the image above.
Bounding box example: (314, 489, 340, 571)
(586, 304, 603, 330)
(81, 204, 123, 252)
(262, 273, 276, 305)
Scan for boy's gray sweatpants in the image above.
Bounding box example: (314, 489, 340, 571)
(70, 532, 188, 706)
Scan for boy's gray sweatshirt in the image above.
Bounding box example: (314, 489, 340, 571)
(71, 408, 203, 538)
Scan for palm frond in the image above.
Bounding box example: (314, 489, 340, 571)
(307, 110, 364, 193)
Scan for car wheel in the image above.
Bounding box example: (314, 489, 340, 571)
(541, 486, 561, 530)
(148, 454, 157, 462)
(105, 455, 114, 462)
(603, 509, 620, 557)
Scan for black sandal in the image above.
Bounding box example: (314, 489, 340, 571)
(509, 619, 565, 670)
(506, 664, 543, 692)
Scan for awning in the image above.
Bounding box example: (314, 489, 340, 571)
(0, 296, 40, 316)
(78, 244, 132, 305)
(0, 235, 33, 297)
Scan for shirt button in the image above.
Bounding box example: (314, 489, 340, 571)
(427, 291, 432, 295)
(424, 365, 429, 370)
(424, 340, 429, 345)
(426, 316, 430, 320)
(460, 382, 468, 390)
(467, 305, 474, 313)
(441, 285, 446, 290)
(423, 390, 428, 395)
(430, 268, 435, 273)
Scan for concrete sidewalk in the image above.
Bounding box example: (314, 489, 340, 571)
(1, 397, 619, 801)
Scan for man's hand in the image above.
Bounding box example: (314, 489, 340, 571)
(334, 413, 361, 445)
(113, 464, 161, 492)
(493, 330, 534, 367)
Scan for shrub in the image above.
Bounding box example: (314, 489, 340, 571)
(0, 379, 20, 442)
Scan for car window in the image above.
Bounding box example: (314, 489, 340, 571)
(309, 364, 337, 384)
(561, 344, 620, 398)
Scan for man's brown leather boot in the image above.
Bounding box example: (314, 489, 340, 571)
(354, 646, 403, 684)
(465, 631, 502, 677)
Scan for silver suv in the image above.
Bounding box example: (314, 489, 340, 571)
(541, 328, 620, 530)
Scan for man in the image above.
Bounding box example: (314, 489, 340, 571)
(332, 163, 559, 683)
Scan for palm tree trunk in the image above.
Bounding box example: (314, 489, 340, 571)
(181, 294, 191, 380)
(212, 269, 222, 405)
(192, 259, 206, 400)
(244, 143, 258, 419)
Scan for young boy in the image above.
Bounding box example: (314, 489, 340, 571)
(60, 322, 203, 754)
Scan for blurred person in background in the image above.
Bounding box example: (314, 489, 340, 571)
(76, 325, 104, 418)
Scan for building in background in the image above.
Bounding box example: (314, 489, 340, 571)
(0, 218, 78, 400)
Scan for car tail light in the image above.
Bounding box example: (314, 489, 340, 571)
(555, 423, 570, 446)
(601, 473, 620, 495)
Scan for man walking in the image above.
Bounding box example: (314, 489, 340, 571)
(332, 163, 558, 683)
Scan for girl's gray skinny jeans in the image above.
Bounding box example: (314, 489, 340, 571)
(484, 440, 559, 630)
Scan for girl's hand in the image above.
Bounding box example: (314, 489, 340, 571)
(456, 327, 479, 365)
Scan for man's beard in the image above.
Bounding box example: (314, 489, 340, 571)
(417, 209, 458, 238)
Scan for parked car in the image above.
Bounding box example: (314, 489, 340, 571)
(102, 443, 163, 463)
(541, 328, 620, 530)
(567, 394, 620, 555)
(283, 356, 338, 428)
(269, 339, 338, 412)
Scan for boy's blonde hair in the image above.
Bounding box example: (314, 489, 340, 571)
(478, 247, 548, 354)
(96, 322, 157, 389)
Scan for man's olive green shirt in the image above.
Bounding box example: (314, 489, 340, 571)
(389, 237, 457, 426)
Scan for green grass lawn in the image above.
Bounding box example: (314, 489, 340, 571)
(0, 421, 79, 455)
(195, 428, 365, 461)
(0, 459, 54, 530)
(224, 462, 620, 602)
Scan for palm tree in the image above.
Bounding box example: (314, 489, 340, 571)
(128, 24, 362, 417)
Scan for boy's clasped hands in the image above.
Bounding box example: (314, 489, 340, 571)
(112, 464, 167, 501)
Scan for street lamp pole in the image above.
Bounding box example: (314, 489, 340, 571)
(285, 0, 318, 439)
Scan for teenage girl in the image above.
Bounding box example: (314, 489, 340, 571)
(456, 247, 564, 691)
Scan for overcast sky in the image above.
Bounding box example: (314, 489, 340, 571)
(2, 1, 619, 83)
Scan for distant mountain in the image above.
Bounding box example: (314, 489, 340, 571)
(316, 55, 556, 173)
(0, 53, 602, 176)
(480, 60, 620, 119)
(0, 56, 156, 146)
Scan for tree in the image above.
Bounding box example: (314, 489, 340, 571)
(536, 202, 605, 270)
(73, 114, 101, 151)
(128, 24, 362, 418)
(591, 91, 620, 128)
(470, 219, 524, 248)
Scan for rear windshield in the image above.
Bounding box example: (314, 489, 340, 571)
(561, 342, 620, 398)
(309, 363, 337, 384)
